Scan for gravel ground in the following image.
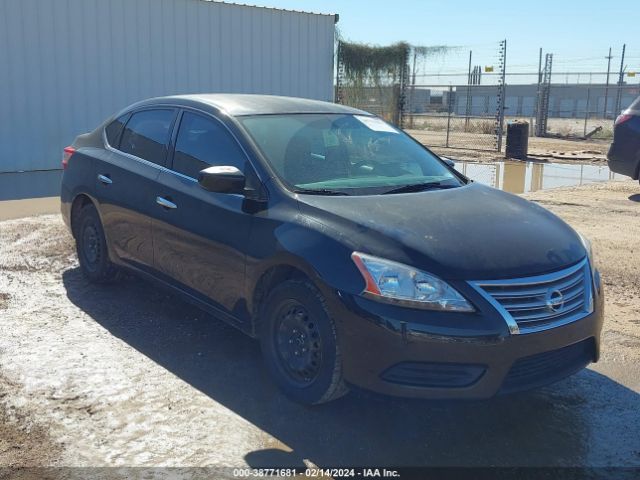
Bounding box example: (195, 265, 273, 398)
(0, 180, 639, 472)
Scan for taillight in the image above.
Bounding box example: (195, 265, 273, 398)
(615, 114, 633, 126)
(62, 146, 76, 169)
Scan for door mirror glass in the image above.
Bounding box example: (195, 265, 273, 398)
(198, 166, 246, 194)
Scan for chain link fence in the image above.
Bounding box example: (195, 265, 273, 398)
(336, 41, 506, 152)
(529, 84, 640, 139)
(335, 41, 409, 127)
(337, 84, 404, 125)
(336, 40, 640, 152)
(404, 84, 502, 151)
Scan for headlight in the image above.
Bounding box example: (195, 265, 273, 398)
(350, 252, 474, 312)
(579, 233, 595, 269)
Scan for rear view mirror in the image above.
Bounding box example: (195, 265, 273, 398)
(198, 166, 245, 194)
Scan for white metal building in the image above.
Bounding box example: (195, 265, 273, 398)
(0, 0, 337, 173)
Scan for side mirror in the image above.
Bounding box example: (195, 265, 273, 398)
(198, 166, 245, 194)
(441, 157, 456, 168)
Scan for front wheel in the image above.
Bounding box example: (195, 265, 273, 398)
(259, 280, 348, 405)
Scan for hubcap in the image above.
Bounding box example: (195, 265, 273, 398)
(82, 224, 100, 265)
(274, 301, 322, 385)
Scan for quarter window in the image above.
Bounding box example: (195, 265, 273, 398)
(119, 109, 175, 166)
(173, 112, 246, 179)
(105, 114, 129, 147)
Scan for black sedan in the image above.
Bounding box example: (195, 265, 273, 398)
(61, 94, 604, 405)
(608, 95, 640, 182)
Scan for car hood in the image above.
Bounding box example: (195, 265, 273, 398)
(296, 183, 586, 280)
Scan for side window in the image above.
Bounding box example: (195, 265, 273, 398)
(119, 109, 175, 165)
(173, 112, 246, 179)
(105, 114, 129, 147)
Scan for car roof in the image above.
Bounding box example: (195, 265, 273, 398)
(134, 94, 371, 117)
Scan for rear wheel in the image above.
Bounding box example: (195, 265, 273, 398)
(260, 280, 348, 405)
(75, 204, 120, 283)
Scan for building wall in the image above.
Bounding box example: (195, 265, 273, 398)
(454, 84, 639, 118)
(0, 0, 336, 172)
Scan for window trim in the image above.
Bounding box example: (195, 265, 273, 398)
(103, 106, 179, 168)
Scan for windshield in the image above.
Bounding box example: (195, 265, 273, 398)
(238, 114, 464, 195)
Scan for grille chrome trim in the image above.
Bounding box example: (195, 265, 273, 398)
(469, 258, 593, 335)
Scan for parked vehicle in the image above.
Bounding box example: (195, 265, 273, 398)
(61, 94, 604, 404)
(608, 95, 640, 182)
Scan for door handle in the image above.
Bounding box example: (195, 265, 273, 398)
(97, 174, 113, 185)
(156, 196, 177, 210)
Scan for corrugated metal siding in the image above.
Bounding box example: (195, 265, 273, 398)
(0, 0, 336, 172)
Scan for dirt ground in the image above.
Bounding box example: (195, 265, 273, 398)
(406, 128, 612, 164)
(0, 181, 639, 473)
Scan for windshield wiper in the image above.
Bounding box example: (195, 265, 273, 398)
(381, 181, 458, 195)
(293, 188, 350, 196)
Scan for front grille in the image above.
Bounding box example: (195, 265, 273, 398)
(470, 258, 593, 334)
(500, 338, 595, 394)
(381, 362, 486, 388)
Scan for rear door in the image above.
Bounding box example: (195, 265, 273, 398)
(96, 108, 177, 272)
(152, 110, 252, 319)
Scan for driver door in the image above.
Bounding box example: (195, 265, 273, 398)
(152, 110, 252, 319)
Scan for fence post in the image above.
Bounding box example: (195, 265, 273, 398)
(392, 84, 401, 127)
(496, 40, 507, 152)
(335, 41, 344, 104)
(535, 53, 553, 137)
(446, 86, 453, 147)
(465, 51, 472, 132)
(583, 87, 591, 137)
(397, 46, 410, 129)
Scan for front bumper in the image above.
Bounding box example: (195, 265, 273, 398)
(329, 279, 604, 400)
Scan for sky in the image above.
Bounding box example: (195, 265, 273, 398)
(243, 0, 639, 83)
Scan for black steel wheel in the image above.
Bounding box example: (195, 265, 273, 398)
(81, 223, 101, 270)
(273, 300, 323, 386)
(76, 204, 120, 283)
(260, 280, 348, 405)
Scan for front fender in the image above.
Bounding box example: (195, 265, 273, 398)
(245, 218, 365, 314)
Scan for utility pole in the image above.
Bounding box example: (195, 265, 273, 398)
(614, 44, 626, 117)
(604, 47, 613, 118)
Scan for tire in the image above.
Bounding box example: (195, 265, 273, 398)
(259, 280, 348, 405)
(75, 204, 120, 283)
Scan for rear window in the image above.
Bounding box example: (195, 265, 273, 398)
(630, 96, 640, 112)
(105, 114, 129, 147)
(119, 109, 175, 166)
